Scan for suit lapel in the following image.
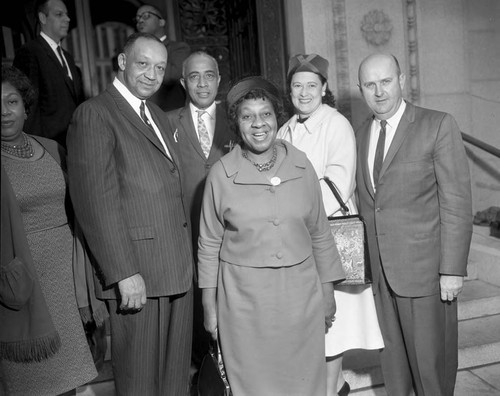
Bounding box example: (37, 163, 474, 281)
(149, 105, 180, 166)
(210, 104, 233, 156)
(108, 86, 171, 160)
(378, 101, 414, 180)
(179, 106, 207, 159)
(38, 37, 77, 101)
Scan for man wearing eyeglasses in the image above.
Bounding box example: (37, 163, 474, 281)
(135, 3, 190, 112)
(165, 51, 236, 382)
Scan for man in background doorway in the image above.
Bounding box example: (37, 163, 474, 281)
(13, 0, 84, 147)
(136, 3, 191, 111)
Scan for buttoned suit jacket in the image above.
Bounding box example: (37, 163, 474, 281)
(67, 84, 193, 300)
(355, 101, 472, 297)
(149, 39, 191, 111)
(165, 103, 236, 255)
(13, 36, 84, 146)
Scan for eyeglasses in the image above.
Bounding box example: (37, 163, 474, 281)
(185, 72, 218, 84)
(134, 11, 162, 23)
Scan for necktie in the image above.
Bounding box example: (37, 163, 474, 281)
(197, 110, 211, 158)
(56, 45, 70, 78)
(373, 120, 387, 186)
(140, 101, 154, 131)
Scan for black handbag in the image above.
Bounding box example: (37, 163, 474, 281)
(198, 338, 232, 396)
(324, 177, 372, 285)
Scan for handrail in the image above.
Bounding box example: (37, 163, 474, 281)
(462, 132, 500, 158)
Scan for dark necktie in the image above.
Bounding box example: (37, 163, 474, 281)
(56, 45, 70, 78)
(373, 120, 387, 186)
(140, 101, 154, 131)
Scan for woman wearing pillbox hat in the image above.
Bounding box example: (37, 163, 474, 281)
(278, 54, 384, 396)
(197, 75, 345, 395)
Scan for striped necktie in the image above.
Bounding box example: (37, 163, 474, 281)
(140, 101, 154, 132)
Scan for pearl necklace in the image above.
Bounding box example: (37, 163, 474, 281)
(242, 145, 277, 172)
(1, 133, 34, 158)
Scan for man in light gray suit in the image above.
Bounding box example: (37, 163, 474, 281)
(67, 32, 193, 395)
(355, 53, 472, 396)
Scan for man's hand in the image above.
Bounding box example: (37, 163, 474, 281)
(440, 275, 464, 302)
(118, 273, 147, 312)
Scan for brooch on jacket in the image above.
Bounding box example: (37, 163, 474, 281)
(224, 140, 236, 152)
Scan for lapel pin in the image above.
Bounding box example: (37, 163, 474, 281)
(224, 140, 235, 151)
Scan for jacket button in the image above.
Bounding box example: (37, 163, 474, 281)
(276, 252, 283, 259)
(183, 222, 188, 227)
(273, 219, 280, 226)
(375, 207, 381, 212)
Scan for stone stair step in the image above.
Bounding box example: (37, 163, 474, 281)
(77, 360, 115, 395)
(343, 349, 383, 391)
(458, 314, 500, 369)
(344, 278, 500, 393)
(467, 225, 500, 285)
(458, 279, 500, 320)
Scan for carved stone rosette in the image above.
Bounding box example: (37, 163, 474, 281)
(360, 9, 393, 47)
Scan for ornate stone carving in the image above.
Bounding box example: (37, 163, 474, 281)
(332, 0, 352, 121)
(403, 0, 420, 103)
(178, 0, 227, 37)
(360, 10, 393, 46)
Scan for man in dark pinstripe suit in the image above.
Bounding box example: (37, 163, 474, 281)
(67, 32, 194, 395)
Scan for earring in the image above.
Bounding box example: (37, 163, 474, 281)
(322, 92, 325, 97)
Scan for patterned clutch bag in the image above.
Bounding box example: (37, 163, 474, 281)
(324, 177, 372, 286)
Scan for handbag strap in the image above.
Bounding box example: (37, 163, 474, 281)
(323, 176, 350, 215)
(211, 337, 230, 387)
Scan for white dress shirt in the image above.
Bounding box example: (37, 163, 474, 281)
(40, 31, 73, 80)
(113, 77, 171, 159)
(189, 101, 216, 146)
(367, 100, 406, 189)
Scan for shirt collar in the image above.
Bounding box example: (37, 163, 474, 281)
(286, 103, 328, 136)
(377, 100, 406, 129)
(40, 31, 60, 50)
(190, 101, 216, 120)
(113, 77, 143, 112)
